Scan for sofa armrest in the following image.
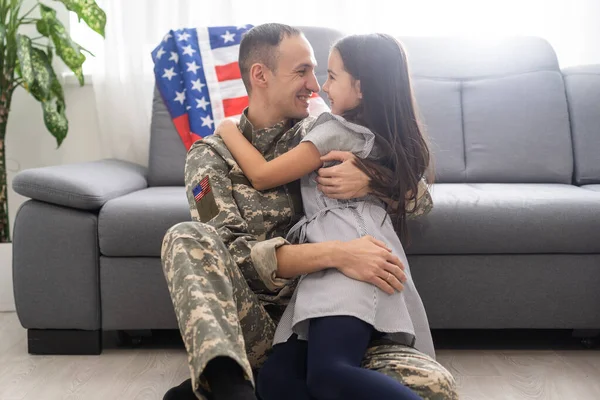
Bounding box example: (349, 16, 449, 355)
(12, 159, 148, 211)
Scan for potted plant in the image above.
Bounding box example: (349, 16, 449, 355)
(0, 0, 106, 243)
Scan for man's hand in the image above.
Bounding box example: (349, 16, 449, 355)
(316, 151, 370, 199)
(336, 236, 406, 295)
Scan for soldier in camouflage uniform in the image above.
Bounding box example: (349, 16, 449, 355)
(161, 23, 457, 400)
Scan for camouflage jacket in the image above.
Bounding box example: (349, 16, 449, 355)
(185, 110, 433, 301)
(184, 111, 308, 307)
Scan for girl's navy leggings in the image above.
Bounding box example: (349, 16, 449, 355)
(257, 315, 422, 400)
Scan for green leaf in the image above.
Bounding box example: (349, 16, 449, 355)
(29, 48, 55, 101)
(50, 70, 65, 104)
(53, 0, 106, 37)
(36, 19, 51, 37)
(0, 22, 6, 44)
(72, 65, 84, 85)
(16, 36, 60, 102)
(16, 35, 36, 90)
(15, 33, 68, 147)
(15, 63, 22, 81)
(42, 96, 68, 147)
(47, 43, 53, 64)
(39, 5, 86, 86)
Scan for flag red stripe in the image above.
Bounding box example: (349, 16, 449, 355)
(215, 62, 242, 82)
(173, 114, 193, 149)
(223, 96, 249, 117)
(190, 132, 202, 143)
(197, 185, 211, 200)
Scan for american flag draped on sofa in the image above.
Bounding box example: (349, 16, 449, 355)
(151, 25, 327, 150)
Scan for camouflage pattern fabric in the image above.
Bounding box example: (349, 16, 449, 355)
(162, 112, 308, 398)
(161, 110, 458, 399)
(407, 179, 434, 220)
(362, 344, 458, 400)
(162, 222, 277, 398)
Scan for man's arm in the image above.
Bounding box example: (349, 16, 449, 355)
(274, 236, 407, 295)
(315, 151, 434, 217)
(185, 138, 287, 292)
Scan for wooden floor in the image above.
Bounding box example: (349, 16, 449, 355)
(0, 312, 599, 400)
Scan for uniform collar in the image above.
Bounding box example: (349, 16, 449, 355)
(238, 108, 294, 155)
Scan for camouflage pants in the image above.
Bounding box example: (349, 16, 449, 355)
(161, 222, 459, 400)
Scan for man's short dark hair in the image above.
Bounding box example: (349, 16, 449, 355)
(239, 23, 302, 93)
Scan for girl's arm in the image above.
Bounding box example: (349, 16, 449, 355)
(217, 119, 322, 190)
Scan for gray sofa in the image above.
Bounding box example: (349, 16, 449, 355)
(11, 27, 600, 355)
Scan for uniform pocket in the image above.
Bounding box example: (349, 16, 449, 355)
(230, 171, 266, 240)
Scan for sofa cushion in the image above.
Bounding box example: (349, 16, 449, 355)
(582, 185, 600, 192)
(402, 36, 572, 184)
(99, 187, 190, 257)
(563, 65, 600, 185)
(411, 79, 465, 182)
(461, 71, 572, 183)
(406, 183, 600, 254)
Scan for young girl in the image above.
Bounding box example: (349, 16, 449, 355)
(217, 33, 433, 400)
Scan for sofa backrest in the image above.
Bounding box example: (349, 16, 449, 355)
(401, 36, 574, 184)
(147, 26, 344, 187)
(563, 65, 600, 185)
(149, 31, 576, 186)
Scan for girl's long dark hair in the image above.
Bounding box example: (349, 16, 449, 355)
(334, 34, 432, 243)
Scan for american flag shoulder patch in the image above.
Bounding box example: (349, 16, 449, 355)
(192, 175, 218, 222)
(193, 175, 211, 202)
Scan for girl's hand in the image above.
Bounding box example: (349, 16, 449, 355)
(316, 151, 370, 199)
(214, 118, 239, 137)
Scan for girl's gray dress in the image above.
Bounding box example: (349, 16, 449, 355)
(272, 112, 435, 359)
